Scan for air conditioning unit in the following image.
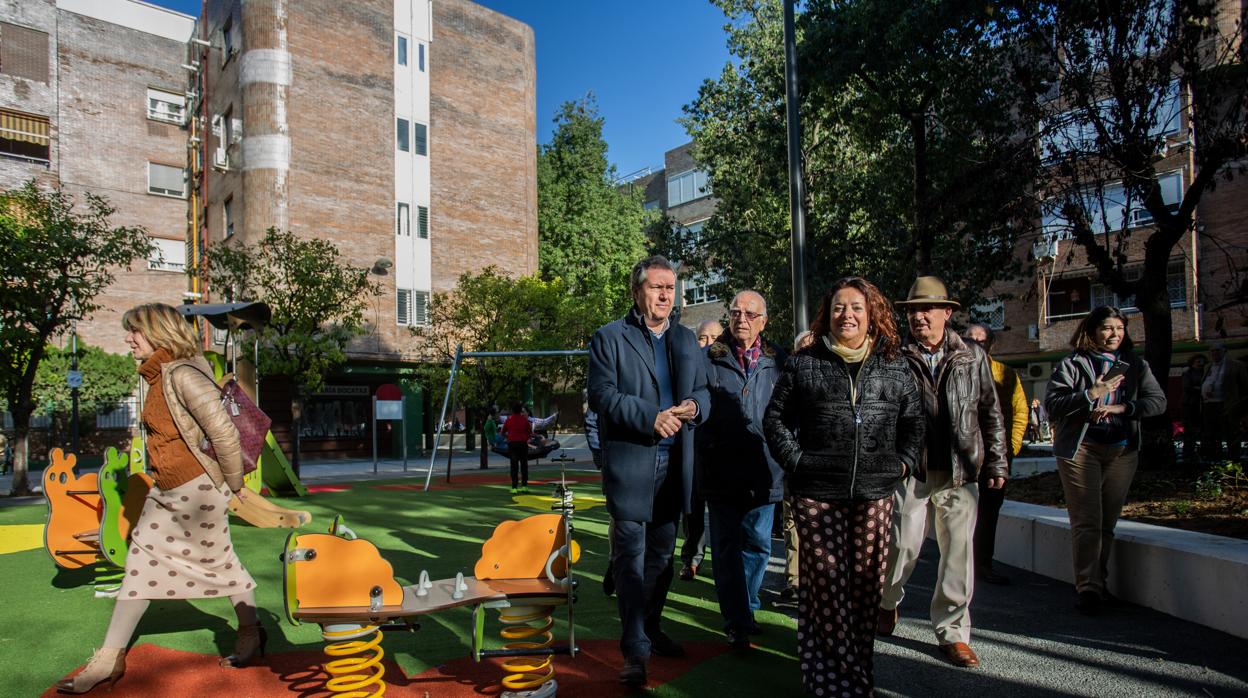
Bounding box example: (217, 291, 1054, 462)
(1027, 324, 1039, 341)
(212, 147, 229, 170)
(1032, 238, 1058, 261)
(1027, 361, 1052, 380)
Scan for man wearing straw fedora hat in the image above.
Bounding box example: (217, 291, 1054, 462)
(877, 276, 1008, 668)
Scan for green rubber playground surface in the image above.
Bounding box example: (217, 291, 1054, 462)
(0, 466, 802, 696)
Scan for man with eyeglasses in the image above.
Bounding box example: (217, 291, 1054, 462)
(588, 255, 710, 687)
(695, 290, 787, 650)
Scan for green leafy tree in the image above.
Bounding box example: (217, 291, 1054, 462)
(538, 95, 652, 327)
(198, 227, 379, 469)
(0, 181, 151, 495)
(33, 343, 137, 446)
(681, 0, 1038, 332)
(1012, 0, 1248, 466)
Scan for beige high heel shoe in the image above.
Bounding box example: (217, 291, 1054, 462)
(56, 647, 126, 694)
(220, 623, 268, 668)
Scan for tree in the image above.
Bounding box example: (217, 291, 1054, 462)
(32, 343, 137, 447)
(0, 181, 151, 495)
(681, 0, 1039, 331)
(413, 267, 597, 437)
(199, 228, 379, 470)
(1014, 0, 1248, 464)
(537, 95, 652, 328)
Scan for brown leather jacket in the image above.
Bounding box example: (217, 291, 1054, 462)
(156, 356, 245, 492)
(901, 330, 1008, 486)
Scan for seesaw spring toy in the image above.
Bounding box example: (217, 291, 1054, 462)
(280, 485, 582, 697)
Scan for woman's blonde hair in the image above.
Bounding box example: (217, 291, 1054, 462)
(121, 303, 202, 360)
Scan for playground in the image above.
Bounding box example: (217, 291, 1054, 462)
(3, 447, 1248, 697)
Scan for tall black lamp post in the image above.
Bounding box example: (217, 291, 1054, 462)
(783, 0, 809, 336)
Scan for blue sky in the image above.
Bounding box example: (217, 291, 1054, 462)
(147, 0, 733, 176)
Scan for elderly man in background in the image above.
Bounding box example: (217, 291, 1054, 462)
(697, 292, 786, 649)
(679, 320, 724, 581)
(588, 255, 710, 687)
(964, 323, 1028, 586)
(878, 277, 1008, 669)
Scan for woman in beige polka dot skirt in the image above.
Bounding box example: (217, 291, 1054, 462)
(57, 304, 263, 694)
(764, 278, 925, 697)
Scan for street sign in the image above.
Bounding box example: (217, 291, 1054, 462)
(66, 370, 83, 389)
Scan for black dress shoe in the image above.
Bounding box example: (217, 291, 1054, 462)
(1075, 590, 1101, 616)
(648, 630, 686, 658)
(777, 585, 799, 603)
(748, 619, 763, 635)
(678, 563, 697, 581)
(977, 566, 1011, 586)
(727, 628, 752, 651)
(618, 656, 647, 686)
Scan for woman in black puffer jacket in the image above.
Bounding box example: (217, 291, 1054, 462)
(764, 276, 924, 697)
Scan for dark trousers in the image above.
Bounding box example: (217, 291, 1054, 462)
(507, 441, 529, 488)
(974, 455, 1011, 570)
(680, 490, 708, 569)
(611, 449, 680, 660)
(1203, 402, 1243, 462)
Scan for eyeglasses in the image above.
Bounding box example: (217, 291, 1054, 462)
(729, 309, 764, 321)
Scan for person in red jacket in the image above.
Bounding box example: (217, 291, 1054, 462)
(502, 403, 534, 494)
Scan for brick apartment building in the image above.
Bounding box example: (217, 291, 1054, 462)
(624, 141, 726, 331)
(1, 0, 537, 459)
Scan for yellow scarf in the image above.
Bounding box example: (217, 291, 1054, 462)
(824, 335, 872, 364)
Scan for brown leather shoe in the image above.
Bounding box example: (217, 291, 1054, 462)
(876, 607, 898, 636)
(939, 642, 980, 668)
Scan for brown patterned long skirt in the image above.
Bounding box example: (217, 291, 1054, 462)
(118, 472, 255, 600)
(792, 495, 894, 697)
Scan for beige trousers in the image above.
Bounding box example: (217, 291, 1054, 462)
(1056, 441, 1138, 595)
(782, 484, 799, 587)
(880, 470, 979, 645)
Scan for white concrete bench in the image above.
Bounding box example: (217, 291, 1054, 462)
(994, 500, 1248, 639)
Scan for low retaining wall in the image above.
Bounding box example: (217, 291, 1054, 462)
(994, 501, 1248, 640)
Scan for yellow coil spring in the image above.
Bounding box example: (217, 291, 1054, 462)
(321, 624, 387, 697)
(497, 605, 557, 692)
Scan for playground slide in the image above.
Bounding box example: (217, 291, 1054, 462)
(229, 490, 311, 529)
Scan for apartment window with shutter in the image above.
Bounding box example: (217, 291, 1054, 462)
(417, 205, 428, 239)
(148, 237, 187, 272)
(0, 108, 50, 163)
(413, 290, 430, 326)
(223, 196, 234, 238)
(413, 122, 427, 156)
(418, 43, 426, 72)
(0, 22, 49, 83)
(396, 34, 408, 66)
(396, 118, 409, 152)
(396, 202, 410, 236)
(396, 288, 412, 325)
(147, 88, 185, 124)
(147, 162, 186, 198)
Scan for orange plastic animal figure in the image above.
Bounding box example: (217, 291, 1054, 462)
(42, 448, 105, 569)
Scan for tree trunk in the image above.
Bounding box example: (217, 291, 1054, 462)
(9, 406, 33, 496)
(1137, 276, 1176, 470)
(290, 394, 303, 477)
(909, 112, 933, 275)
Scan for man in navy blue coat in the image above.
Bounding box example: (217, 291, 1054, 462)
(588, 255, 710, 687)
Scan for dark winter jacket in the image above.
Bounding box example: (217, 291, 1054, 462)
(901, 330, 1009, 485)
(763, 340, 924, 501)
(696, 336, 787, 505)
(1045, 349, 1167, 460)
(587, 308, 710, 521)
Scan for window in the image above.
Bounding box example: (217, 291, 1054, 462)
(1039, 81, 1181, 161)
(413, 290, 430, 326)
(396, 202, 410, 236)
(148, 237, 186, 272)
(0, 22, 49, 83)
(418, 42, 426, 72)
(223, 196, 234, 238)
(221, 16, 239, 61)
(970, 299, 1005, 330)
(667, 169, 710, 206)
(413, 122, 427, 156)
(1041, 170, 1183, 241)
(396, 34, 408, 66)
(147, 88, 185, 124)
(147, 162, 186, 198)
(416, 205, 429, 239)
(397, 289, 411, 325)
(397, 118, 409, 152)
(0, 108, 50, 163)
(683, 271, 724, 306)
(679, 220, 706, 244)
(1046, 260, 1187, 323)
(643, 199, 660, 211)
